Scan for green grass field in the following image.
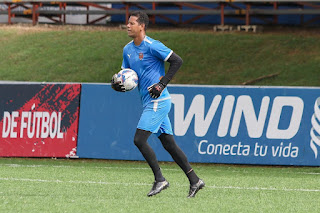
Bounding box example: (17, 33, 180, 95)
(0, 25, 319, 86)
(1, 25, 320, 212)
(1, 158, 320, 213)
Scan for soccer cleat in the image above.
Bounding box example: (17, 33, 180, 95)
(147, 180, 169, 197)
(187, 179, 205, 198)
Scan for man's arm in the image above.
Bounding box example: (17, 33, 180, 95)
(161, 52, 183, 85)
(148, 52, 183, 98)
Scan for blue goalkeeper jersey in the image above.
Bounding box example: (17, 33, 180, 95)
(121, 36, 173, 107)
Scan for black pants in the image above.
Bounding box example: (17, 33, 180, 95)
(133, 128, 193, 182)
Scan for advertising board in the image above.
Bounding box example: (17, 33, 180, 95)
(0, 83, 80, 157)
(77, 84, 320, 166)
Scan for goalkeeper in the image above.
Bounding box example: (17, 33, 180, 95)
(111, 11, 204, 198)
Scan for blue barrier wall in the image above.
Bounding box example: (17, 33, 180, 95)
(77, 84, 142, 160)
(77, 84, 178, 161)
(77, 84, 320, 166)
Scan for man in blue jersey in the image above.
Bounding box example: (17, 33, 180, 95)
(111, 11, 204, 198)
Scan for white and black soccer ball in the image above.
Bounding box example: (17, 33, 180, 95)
(116, 68, 138, 91)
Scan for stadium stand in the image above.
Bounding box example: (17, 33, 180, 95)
(0, 0, 320, 28)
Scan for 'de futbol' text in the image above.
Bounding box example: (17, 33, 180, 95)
(2, 111, 64, 139)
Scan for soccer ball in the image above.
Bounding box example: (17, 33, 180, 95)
(116, 68, 138, 91)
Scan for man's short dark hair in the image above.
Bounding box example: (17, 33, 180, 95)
(130, 11, 149, 31)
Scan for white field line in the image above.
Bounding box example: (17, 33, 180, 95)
(0, 163, 180, 171)
(0, 177, 320, 193)
(217, 169, 320, 176)
(0, 177, 150, 186)
(1, 163, 320, 176)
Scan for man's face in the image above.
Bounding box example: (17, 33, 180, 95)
(127, 16, 144, 38)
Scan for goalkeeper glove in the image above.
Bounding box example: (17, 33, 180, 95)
(111, 73, 125, 92)
(148, 81, 166, 99)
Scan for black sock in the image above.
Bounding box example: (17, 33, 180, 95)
(154, 168, 165, 182)
(134, 129, 165, 182)
(159, 134, 199, 185)
(186, 169, 200, 185)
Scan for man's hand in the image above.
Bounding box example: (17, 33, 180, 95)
(111, 73, 125, 92)
(147, 82, 166, 99)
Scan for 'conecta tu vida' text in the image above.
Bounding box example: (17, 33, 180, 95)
(198, 140, 299, 158)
